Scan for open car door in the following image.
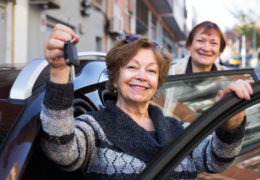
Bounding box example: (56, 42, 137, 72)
(138, 69, 260, 179)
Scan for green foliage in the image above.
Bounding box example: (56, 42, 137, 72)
(232, 10, 260, 48)
(235, 25, 260, 48)
(128, 10, 133, 16)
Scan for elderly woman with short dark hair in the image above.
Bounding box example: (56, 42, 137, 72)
(171, 21, 228, 74)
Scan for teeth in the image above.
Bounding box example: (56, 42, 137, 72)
(131, 85, 146, 90)
(199, 53, 211, 56)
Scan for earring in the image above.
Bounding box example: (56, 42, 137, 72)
(114, 88, 118, 94)
(151, 94, 156, 100)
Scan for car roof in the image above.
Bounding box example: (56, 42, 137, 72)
(9, 52, 106, 100)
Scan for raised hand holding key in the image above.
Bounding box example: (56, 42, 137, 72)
(64, 37, 79, 81)
(44, 24, 79, 84)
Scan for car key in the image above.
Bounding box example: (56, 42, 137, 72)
(64, 38, 79, 81)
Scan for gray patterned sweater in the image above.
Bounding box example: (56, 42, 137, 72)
(40, 81, 246, 179)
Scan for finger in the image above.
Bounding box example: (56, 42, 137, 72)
(45, 48, 64, 61)
(232, 81, 252, 100)
(241, 83, 252, 100)
(215, 90, 224, 102)
(222, 82, 234, 95)
(244, 81, 254, 95)
(50, 24, 79, 45)
(72, 34, 80, 44)
(54, 24, 76, 38)
(49, 59, 67, 68)
(46, 38, 65, 51)
(51, 30, 73, 43)
(237, 80, 253, 99)
(233, 85, 246, 100)
(48, 55, 67, 69)
(246, 79, 255, 84)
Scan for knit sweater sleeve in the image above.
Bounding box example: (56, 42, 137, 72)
(191, 118, 246, 173)
(40, 80, 96, 172)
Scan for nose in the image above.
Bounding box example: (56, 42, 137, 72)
(135, 68, 147, 81)
(201, 42, 210, 51)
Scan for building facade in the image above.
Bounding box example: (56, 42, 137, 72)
(0, 0, 190, 68)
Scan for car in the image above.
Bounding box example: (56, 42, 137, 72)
(0, 51, 259, 180)
(225, 52, 260, 69)
(226, 58, 241, 67)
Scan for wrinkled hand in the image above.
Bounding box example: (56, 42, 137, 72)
(44, 24, 79, 83)
(215, 79, 254, 130)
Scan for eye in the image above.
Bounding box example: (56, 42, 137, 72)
(148, 68, 157, 73)
(127, 65, 137, 69)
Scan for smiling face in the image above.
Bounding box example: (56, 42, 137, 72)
(188, 28, 221, 72)
(114, 48, 159, 107)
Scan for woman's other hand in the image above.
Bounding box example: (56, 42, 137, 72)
(215, 79, 254, 130)
(44, 24, 79, 83)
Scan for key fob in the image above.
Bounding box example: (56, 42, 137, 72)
(64, 41, 80, 66)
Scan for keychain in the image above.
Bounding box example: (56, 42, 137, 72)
(64, 36, 79, 81)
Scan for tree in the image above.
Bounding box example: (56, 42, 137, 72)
(231, 10, 260, 50)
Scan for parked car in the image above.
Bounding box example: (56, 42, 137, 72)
(225, 52, 260, 68)
(225, 58, 241, 67)
(0, 52, 259, 180)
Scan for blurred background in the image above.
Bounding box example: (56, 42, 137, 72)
(0, 0, 259, 69)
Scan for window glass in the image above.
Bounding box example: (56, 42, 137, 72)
(152, 73, 253, 122)
(0, 101, 23, 147)
(244, 103, 260, 146)
(152, 72, 259, 149)
(149, 72, 260, 179)
(96, 36, 102, 51)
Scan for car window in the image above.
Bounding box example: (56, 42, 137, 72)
(0, 68, 20, 99)
(197, 103, 260, 179)
(243, 103, 260, 149)
(140, 79, 260, 179)
(151, 70, 259, 149)
(152, 72, 254, 122)
(0, 101, 24, 147)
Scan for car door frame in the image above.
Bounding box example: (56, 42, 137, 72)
(137, 71, 260, 180)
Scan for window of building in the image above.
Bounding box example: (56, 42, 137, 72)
(167, 0, 174, 9)
(151, 14, 156, 40)
(96, 36, 102, 51)
(137, 1, 148, 25)
(46, 16, 75, 38)
(136, 0, 148, 34)
(162, 28, 176, 56)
